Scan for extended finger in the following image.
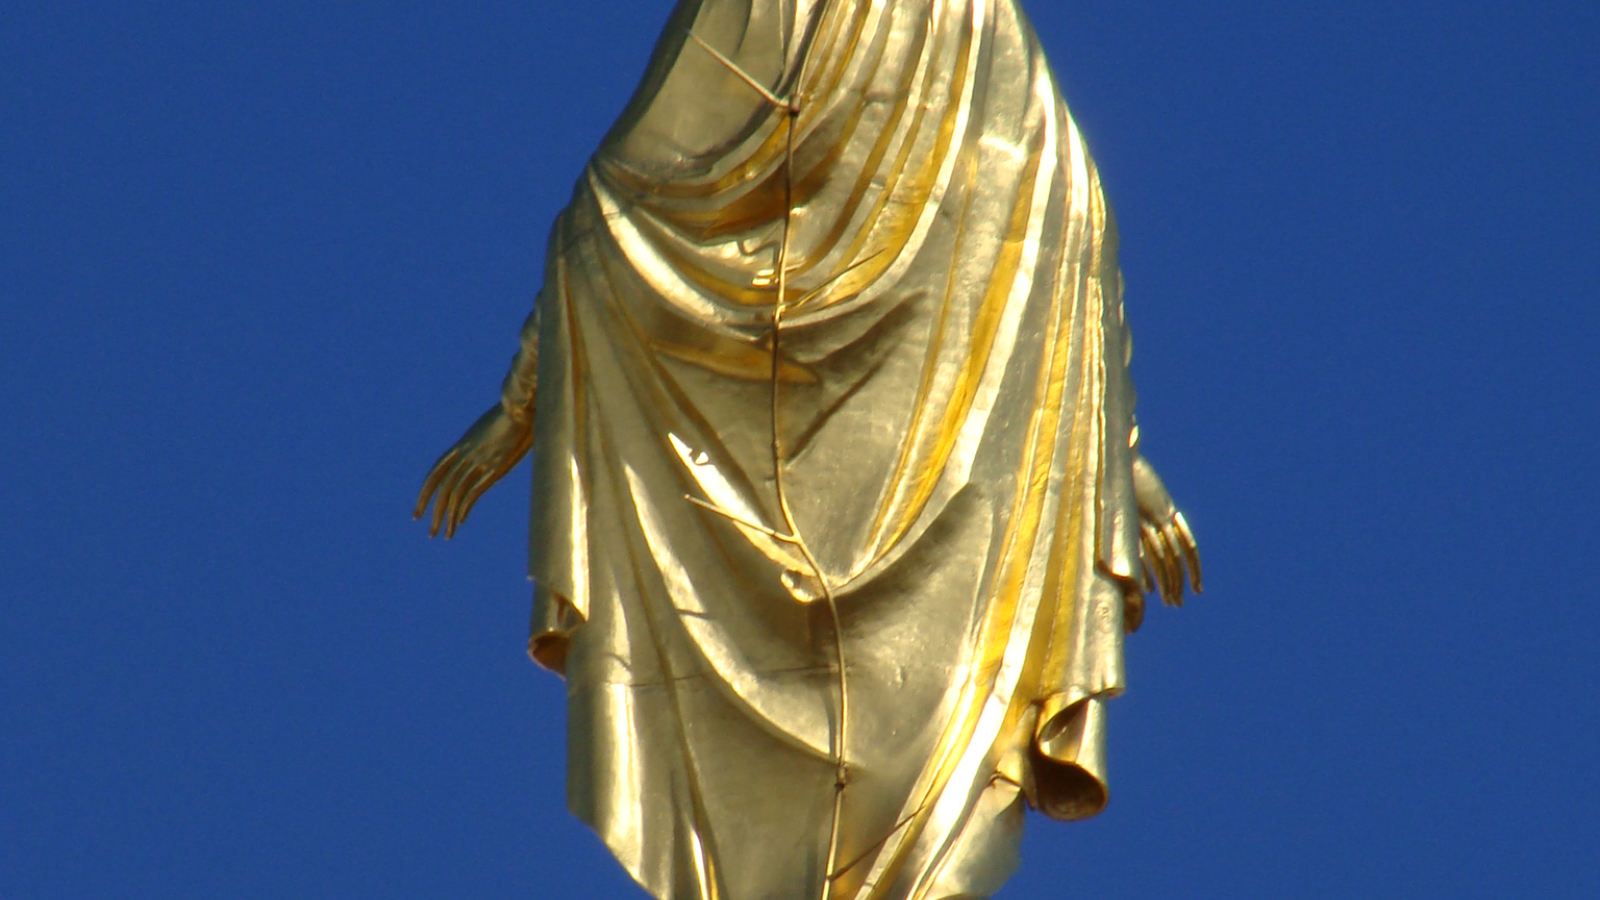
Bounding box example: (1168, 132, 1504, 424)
(1164, 525, 1190, 602)
(1155, 554, 1175, 607)
(1140, 522, 1163, 594)
(457, 432, 534, 534)
(435, 460, 471, 538)
(449, 468, 494, 539)
(1173, 512, 1202, 594)
(453, 467, 501, 535)
(1157, 525, 1184, 606)
(430, 457, 474, 538)
(443, 462, 488, 539)
(1148, 523, 1175, 605)
(415, 447, 460, 521)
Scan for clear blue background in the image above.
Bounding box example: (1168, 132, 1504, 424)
(4, 2, 1597, 897)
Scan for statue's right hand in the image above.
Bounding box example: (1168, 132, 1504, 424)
(414, 403, 533, 539)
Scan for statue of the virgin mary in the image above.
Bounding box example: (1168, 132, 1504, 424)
(416, 1, 1202, 897)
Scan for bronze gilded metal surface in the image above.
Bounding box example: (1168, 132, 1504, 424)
(415, 1, 1201, 898)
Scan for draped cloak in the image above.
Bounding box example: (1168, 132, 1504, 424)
(515, 1, 1147, 897)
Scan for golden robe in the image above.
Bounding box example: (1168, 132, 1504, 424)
(493, 1, 1196, 897)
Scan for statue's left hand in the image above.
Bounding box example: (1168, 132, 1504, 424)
(1132, 453, 1202, 607)
(414, 403, 533, 539)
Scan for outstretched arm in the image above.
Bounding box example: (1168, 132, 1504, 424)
(414, 307, 540, 538)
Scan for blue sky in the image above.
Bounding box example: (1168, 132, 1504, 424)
(3, 2, 1598, 898)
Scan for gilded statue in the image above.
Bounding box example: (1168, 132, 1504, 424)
(415, 1, 1202, 898)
